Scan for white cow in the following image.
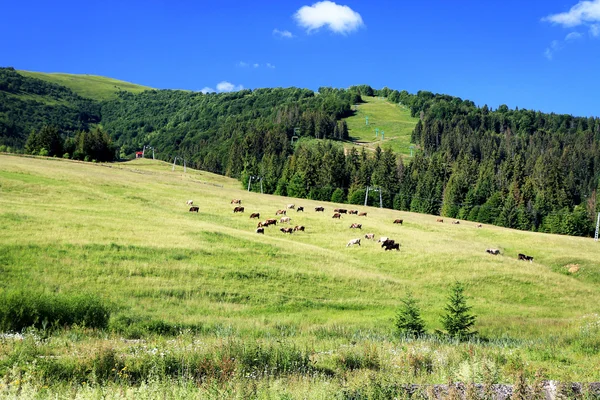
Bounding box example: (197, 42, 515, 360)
(287, 204, 295, 209)
(280, 217, 291, 223)
(186, 200, 194, 205)
(377, 237, 389, 243)
(347, 238, 361, 247)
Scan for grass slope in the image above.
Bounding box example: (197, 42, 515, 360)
(18, 70, 153, 101)
(344, 96, 419, 156)
(1, 155, 600, 390)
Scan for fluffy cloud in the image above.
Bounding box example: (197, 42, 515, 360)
(565, 31, 583, 40)
(294, 1, 364, 34)
(543, 0, 600, 27)
(216, 81, 244, 92)
(273, 29, 294, 38)
(200, 87, 215, 94)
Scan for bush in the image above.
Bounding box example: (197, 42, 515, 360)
(62, 153, 70, 159)
(395, 292, 426, 337)
(0, 290, 110, 332)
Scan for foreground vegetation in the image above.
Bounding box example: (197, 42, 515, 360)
(1, 155, 600, 397)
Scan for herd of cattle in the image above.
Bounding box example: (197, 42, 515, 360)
(185, 199, 535, 261)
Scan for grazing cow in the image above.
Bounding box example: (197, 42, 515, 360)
(249, 213, 260, 219)
(339, 209, 348, 214)
(452, 220, 460, 225)
(350, 223, 362, 229)
(287, 204, 295, 209)
(186, 200, 194, 205)
(189, 206, 199, 213)
(358, 212, 367, 217)
(296, 206, 304, 212)
(381, 239, 395, 248)
(436, 218, 444, 223)
(393, 219, 403, 225)
(293, 225, 305, 232)
(476, 224, 483, 228)
(346, 238, 361, 247)
(384, 242, 400, 251)
(276, 209, 287, 215)
(364, 233, 375, 240)
(518, 253, 534, 262)
(332, 213, 341, 219)
(349, 210, 358, 215)
(256, 227, 265, 234)
(280, 227, 293, 234)
(486, 249, 500, 255)
(280, 216, 291, 223)
(257, 222, 264, 228)
(231, 199, 242, 204)
(264, 219, 277, 226)
(377, 237, 389, 243)
(315, 206, 325, 212)
(233, 206, 244, 213)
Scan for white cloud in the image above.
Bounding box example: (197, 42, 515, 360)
(543, 0, 600, 27)
(544, 40, 562, 60)
(565, 31, 583, 40)
(591, 23, 600, 36)
(294, 1, 364, 34)
(266, 63, 275, 69)
(273, 28, 294, 38)
(200, 87, 215, 94)
(237, 61, 249, 67)
(216, 81, 244, 92)
(253, 63, 260, 68)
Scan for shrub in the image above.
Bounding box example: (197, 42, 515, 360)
(395, 292, 426, 337)
(0, 290, 110, 332)
(62, 153, 70, 159)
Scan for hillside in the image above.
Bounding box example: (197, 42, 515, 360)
(343, 96, 419, 156)
(2, 155, 600, 396)
(18, 70, 152, 101)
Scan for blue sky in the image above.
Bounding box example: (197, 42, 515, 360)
(2, 0, 599, 116)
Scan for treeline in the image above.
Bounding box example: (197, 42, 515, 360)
(0, 67, 100, 148)
(24, 125, 116, 161)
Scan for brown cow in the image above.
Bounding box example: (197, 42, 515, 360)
(364, 233, 375, 240)
(348, 210, 358, 215)
(393, 219, 403, 225)
(280, 227, 293, 234)
(358, 212, 367, 217)
(339, 209, 348, 214)
(286, 204, 295, 209)
(231, 199, 242, 204)
(264, 219, 277, 226)
(436, 218, 444, 223)
(189, 206, 199, 212)
(296, 206, 304, 212)
(332, 213, 341, 219)
(476, 224, 483, 228)
(350, 223, 362, 229)
(315, 206, 325, 212)
(233, 206, 244, 213)
(276, 209, 287, 215)
(249, 213, 260, 219)
(256, 227, 265, 234)
(293, 225, 305, 232)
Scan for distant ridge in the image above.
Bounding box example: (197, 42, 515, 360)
(18, 70, 153, 101)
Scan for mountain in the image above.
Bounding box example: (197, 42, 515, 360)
(18, 70, 152, 101)
(1, 68, 599, 237)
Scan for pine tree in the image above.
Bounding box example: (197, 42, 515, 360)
(441, 282, 477, 339)
(395, 292, 426, 337)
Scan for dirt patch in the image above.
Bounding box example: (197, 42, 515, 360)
(565, 264, 580, 274)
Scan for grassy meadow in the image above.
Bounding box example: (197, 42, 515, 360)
(18, 71, 153, 101)
(1, 154, 600, 397)
(344, 96, 419, 156)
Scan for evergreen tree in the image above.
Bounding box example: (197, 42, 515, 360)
(440, 282, 477, 339)
(395, 292, 426, 337)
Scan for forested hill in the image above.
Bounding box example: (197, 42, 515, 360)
(1, 67, 599, 236)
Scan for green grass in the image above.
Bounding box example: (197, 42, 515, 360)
(18, 71, 153, 101)
(343, 96, 419, 156)
(1, 155, 600, 395)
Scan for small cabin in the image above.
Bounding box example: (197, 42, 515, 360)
(135, 151, 143, 159)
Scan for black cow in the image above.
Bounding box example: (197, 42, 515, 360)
(189, 206, 199, 212)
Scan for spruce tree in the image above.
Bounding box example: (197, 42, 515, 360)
(395, 292, 426, 337)
(441, 282, 477, 339)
